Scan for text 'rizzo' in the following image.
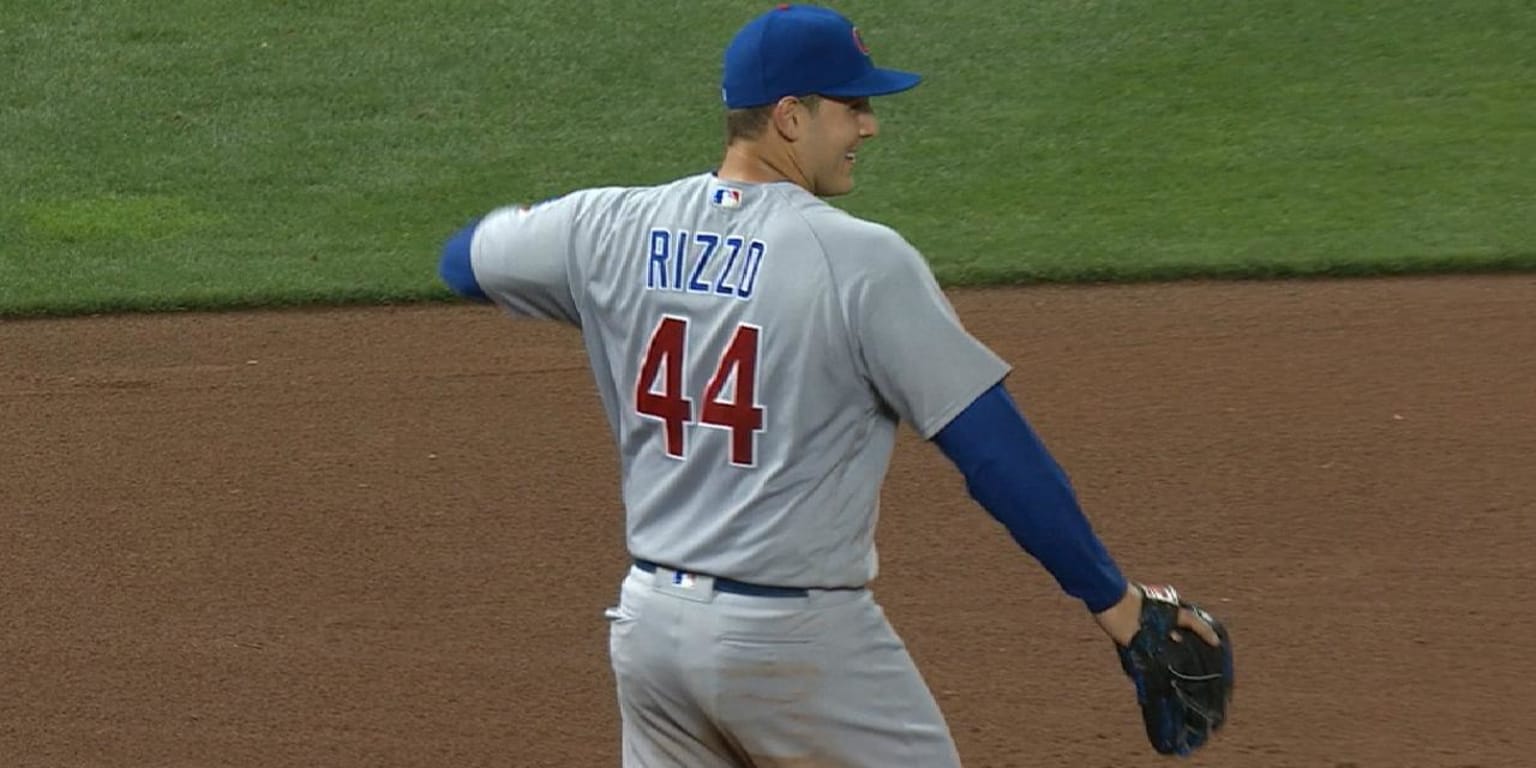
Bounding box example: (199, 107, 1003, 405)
(645, 229, 766, 299)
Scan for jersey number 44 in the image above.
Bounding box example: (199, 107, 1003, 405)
(634, 315, 765, 468)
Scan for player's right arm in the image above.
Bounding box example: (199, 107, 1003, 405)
(933, 385, 1223, 648)
(838, 222, 1140, 630)
(931, 384, 1131, 621)
(437, 195, 583, 325)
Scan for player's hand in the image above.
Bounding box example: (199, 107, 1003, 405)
(1100, 583, 1235, 756)
(1094, 584, 1221, 648)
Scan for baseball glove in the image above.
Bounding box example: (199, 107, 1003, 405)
(1116, 583, 1235, 756)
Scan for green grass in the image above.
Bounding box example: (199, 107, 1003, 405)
(3, 0, 1534, 316)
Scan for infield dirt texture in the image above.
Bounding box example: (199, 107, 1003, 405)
(4, 274, 1534, 767)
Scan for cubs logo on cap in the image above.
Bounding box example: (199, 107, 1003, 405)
(721, 5, 922, 109)
(852, 26, 870, 55)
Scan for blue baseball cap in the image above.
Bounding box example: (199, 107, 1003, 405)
(721, 4, 922, 109)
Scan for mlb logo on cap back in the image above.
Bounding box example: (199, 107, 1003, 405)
(721, 4, 922, 109)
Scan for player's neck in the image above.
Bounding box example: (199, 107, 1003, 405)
(717, 143, 811, 192)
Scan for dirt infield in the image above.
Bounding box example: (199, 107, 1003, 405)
(3, 275, 1533, 767)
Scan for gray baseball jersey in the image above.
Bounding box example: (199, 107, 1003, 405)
(471, 171, 1010, 588)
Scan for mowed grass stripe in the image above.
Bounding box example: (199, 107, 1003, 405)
(2, 1, 1533, 316)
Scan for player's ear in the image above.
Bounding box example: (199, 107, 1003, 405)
(770, 95, 810, 142)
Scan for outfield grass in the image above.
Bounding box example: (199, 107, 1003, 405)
(3, 0, 1533, 316)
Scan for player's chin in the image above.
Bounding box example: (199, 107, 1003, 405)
(817, 175, 857, 198)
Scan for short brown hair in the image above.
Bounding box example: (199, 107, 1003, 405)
(724, 95, 821, 145)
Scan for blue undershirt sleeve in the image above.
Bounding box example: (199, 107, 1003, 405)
(438, 218, 489, 302)
(932, 381, 1129, 613)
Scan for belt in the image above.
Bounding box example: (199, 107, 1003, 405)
(633, 559, 811, 598)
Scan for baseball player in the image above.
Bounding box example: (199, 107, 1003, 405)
(438, 4, 1232, 766)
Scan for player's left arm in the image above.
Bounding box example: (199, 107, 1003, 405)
(437, 196, 582, 325)
(439, 216, 490, 302)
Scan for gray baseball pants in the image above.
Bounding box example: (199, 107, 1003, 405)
(605, 562, 963, 767)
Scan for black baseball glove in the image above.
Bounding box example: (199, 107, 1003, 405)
(1116, 583, 1235, 756)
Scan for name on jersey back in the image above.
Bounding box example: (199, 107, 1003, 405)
(646, 229, 766, 300)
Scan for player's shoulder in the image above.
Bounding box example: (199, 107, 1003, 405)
(553, 173, 717, 218)
(535, 182, 649, 215)
(787, 196, 929, 275)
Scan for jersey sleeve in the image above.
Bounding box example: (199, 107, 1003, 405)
(845, 230, 1012, 438)
(470, 195, 582, 325)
